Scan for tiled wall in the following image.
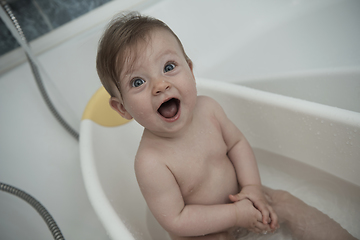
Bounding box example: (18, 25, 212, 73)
(0, 0, 111, 56)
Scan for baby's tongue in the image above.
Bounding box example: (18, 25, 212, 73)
(158, 99, 177, 118)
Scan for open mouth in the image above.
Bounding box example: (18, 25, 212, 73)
(157, 98, 180, 119)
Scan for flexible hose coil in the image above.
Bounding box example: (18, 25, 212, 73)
(0, 182, 65, 240)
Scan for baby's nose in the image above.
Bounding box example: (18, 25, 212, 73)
(153, 80, 171, 95)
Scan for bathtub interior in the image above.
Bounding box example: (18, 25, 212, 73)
(80, 79, 360, 240)
(1, 0, 360, 239)
(236, 68, 360, 113)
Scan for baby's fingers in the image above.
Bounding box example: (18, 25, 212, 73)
(261, 209, 270, 225)
(229, 193, 247, 202)
(254, 201, 271, 224)
(254, 209, 270, 233)
(268, 206, 280, 230)
(250, 220, 271, 234)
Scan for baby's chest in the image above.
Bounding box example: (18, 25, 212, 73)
(166, 129, 237, 204)
(171, 124, 227, 172)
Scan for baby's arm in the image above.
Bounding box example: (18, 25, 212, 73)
(135, 150, 265, 237)
(209, 97, 279, 230)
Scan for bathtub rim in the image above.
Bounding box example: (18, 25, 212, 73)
(80, 120, 136, 240)
(196, 78, 360, 127)
(223, 67, 360, 114)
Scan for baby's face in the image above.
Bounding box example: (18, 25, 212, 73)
(115, 28, 197, 137)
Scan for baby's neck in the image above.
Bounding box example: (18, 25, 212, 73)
(143, 116, 195, 140)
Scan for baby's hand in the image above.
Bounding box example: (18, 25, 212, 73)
(229, 185, 279, 231)
(232, 198, 271, 233)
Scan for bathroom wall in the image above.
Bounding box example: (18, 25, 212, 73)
(0, 0, 111, 56)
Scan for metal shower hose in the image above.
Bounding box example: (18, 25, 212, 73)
(0, 183, 65, 240)
(0, 1, 87, 239)
(1, 1, 79, 140)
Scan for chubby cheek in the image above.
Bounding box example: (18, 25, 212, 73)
(126, 100, 154, 123)
(129, 104, 148, 119)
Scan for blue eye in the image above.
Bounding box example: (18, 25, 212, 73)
(164, 63, 175, 73)
(132, 78, 145, 87)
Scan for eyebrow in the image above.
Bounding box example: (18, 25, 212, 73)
(156, 49, 178, 59)
(120, 56, 138, 80)
(122, 49, 179, 77)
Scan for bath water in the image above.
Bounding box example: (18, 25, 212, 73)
(253, 148, 360, 239)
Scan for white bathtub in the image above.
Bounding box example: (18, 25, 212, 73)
(80, 79, 360, 240)
(79, 0, 360, 239)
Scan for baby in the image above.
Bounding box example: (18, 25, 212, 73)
(96, 12, 356, 240)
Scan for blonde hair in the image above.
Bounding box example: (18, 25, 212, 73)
(96, 11, 191, 97)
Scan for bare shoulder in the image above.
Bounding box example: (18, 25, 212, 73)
(135, 144, 168, 192)
(135, 139, 162, 171)
(134, 137, 183, 211)
(196, 95, 223, 111)
(197, 95, 218, 105)
(196, 95, 226, 117)
(134, 135, 170, 177)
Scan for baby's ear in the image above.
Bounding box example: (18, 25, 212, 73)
(187, 59, 193, 72)
(187, 59, 195, 79)
(109, 97, 133, 120)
